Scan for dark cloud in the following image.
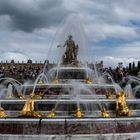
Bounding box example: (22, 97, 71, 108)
(0, 0, 139, 67)
(0, 0, 70, 32)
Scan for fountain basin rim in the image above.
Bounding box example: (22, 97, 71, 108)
(0, 117, 140, 122)
(51, 66, 93, 70)
(0, 98, 140, 102)
(0, 133, 137, 137)
(20, 83, 117, 88)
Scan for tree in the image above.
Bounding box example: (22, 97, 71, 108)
(138, 61, 140, 68)
(27, 59, 32, 64)
(11, 59, 15, 64)
(129, 63, 132, 70)
(132, 62, 135, 69)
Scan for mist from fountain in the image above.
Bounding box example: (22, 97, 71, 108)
(53, 80, 104, 117)
(56, 58, 62, 80)
(133, 85, 140, 98)
(124, 84, 133, 98)
(125, 76, 140, 86)
(0, 77, 24, 100)
(0, 77, 22, 85)
(122, 75, 140, 98)
(101, 72, 122, 100)
(59, 16, 87, 63)
(92, 55, 99, 83)
(0, 88, 7, 108)
(45, 15, 88, 68)
(102, 72, 116, 84)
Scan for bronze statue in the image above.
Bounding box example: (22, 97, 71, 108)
(57, 35, 79, 65)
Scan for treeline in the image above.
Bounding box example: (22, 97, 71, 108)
(128, 61, 140, 75)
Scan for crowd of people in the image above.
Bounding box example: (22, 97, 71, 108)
(0, 63, 133, 83)
(0, 65, 44, 82)
(102, 67, 129, 83)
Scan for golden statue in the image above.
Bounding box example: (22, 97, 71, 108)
(38, 79, 43, 84)
(116, 91, 130, 116)
(101, 107, 110, 118)
(85, 78, 93, 84)
(105, 92, 112, 99)
(0, 106, 7, 118)
(37, 92, 44, 99)
(20, 92, 41, 118)
(75, 107, 84, 118)
(52, 76, 59, 84)
(47, 109, 56, 118)
(18, 92, 24, 99)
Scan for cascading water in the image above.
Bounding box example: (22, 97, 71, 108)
(92, 55, 99, 83)
(102, 72, 120, 97)
(32, 72, 49, 94)
(124, 84, 133, 98)
(6, 84, 14, 99)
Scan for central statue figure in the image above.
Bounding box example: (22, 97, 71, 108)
(58, 35, 79, 65)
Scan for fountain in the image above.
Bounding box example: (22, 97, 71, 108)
(0, 17, 140, 140)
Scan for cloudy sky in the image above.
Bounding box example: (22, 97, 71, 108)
(0, 0, 140, 67)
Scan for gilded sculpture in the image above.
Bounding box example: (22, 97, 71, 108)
(75, 107, 84, 118)
(0, 106, 7, 118)
(20, 92, 41, 118)
(101, 107, 110, 118)
(116, 91, 130, 116)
